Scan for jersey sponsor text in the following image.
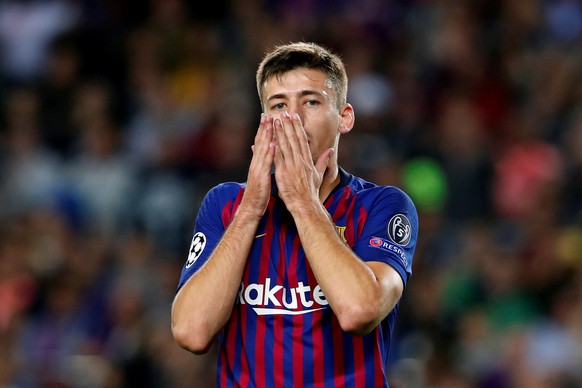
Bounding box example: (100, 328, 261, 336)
(238, 278, 329, 315)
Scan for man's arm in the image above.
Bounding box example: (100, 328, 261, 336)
(292, 202, 404, 335)
(171, 114, 275, 353)
(171, 206, 263, 354)
(273, 113, 405, 335)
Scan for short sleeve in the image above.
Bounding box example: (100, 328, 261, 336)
(176, 183, 241, 291)
(352, 187, 418, 287)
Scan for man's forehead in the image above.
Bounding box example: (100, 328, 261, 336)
(263, 69, 333, 97)
(266, 69, 329, 86)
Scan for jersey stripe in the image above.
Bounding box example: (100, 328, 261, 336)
(331, 314, 345, 387)
(352, 334, 365, 387)
(321, 311, 334, 388)
(304, 248, 326, 386)
(253, 200, 277, 387)
(235, 192, 253, 387)
(221, 201, 232, 225)
(218, 343, 228, 386)
(238, 278, 251, 387)
(220, 282, 242, 385)
(219, 196, 238, 386)
(289, 233, 303, 386)
(327, 186, 349, 219)
(356, 204, 367, 241)
(370, 331, 385, 387)
(345, 190, 357, 247)
(272, 219, 288, 387)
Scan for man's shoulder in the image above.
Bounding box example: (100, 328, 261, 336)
(348, 174, 404, 196)
(348, 174, 416, 210)
(213, 181, 246, 192)
(205, 181, 246, 202)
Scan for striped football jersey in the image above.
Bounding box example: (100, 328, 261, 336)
(177, 168, 418, 387)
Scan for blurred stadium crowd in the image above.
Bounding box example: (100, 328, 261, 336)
(0, 0, 581, 387)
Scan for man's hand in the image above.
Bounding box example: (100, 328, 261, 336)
(172, 115, 276, 353)
(241, 114, 275, 218)
(273, 112, 334, 210)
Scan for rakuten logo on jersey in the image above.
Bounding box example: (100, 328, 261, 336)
(238, 278, 329, 316)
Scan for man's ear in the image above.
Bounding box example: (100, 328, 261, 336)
(339, 103, 355, 135)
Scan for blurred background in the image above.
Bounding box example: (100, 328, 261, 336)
(0, 0, 581, 387)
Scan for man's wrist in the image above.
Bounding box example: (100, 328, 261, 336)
(288, 199, 330, 224)
(236, 200, 267, 222)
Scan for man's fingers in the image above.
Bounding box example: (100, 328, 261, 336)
(254, 114, 274, 147)
(274, 120, 285, 166)
(276, 112, 312, 170)
(279, 112, 305, 158)
(290, 113, 310, 157)
(253, 115, 273, 158)
(252, 113, 266, 145)
(274, 118, 289, 160)
(248, 114, 275, 188)
(260, 114, 274, 144)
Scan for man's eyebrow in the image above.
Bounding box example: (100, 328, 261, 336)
(266, 89, 323, 102)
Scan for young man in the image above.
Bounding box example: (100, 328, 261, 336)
(172, 42, 418, 387)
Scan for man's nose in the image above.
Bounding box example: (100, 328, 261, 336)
(285, 105, 302, 121)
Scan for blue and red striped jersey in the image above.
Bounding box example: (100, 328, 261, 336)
(177, 168, 418, 387)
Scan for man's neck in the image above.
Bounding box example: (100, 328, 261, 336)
(319, 165, 340, 203)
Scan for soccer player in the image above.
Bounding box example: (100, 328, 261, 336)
(171, 41, 418, 387)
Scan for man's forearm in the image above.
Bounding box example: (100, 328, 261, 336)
(171, 205, 262, 353)
(291, 201, 402, 335)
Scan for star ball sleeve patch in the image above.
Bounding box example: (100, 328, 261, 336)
(186, 232, 207, 268)
(176, 182, 243, 292)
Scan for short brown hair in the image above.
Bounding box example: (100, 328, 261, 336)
(256, 42, 348, 109)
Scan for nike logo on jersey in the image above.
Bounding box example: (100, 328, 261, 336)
(254, 233, 266, 239)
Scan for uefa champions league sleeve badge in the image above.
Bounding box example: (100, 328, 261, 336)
(387, 214, 412, 246)
(186, 232, 207, 268)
